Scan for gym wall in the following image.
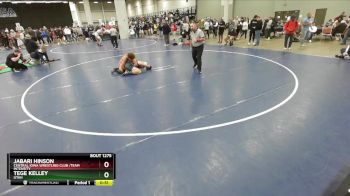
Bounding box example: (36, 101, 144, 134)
(0, 3, 73, 29)
(126, 0, 196, 17)
(273, 0, 347, 22)
(197, 0, 347, 24)
(197, 0, 225, 20)
(233, 0, 346, 22)
(76, 0, 195, 24)
(76, 1, 117, 25)
(233, 0, 274, 19)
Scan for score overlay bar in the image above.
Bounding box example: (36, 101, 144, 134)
(7, 153, 116, 186)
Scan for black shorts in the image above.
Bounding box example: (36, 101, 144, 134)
(219, 28, 225, 35)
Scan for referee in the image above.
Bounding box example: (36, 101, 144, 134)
(190, 23, 205, 74)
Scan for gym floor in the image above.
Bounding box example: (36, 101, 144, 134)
(0, 38, 350, 196)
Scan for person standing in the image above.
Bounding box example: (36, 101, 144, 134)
(171, 22, 177, 40)
(16, 30, 24, 49)
(109, 25, 118, 49)
(135, 23, 140, 38)
(163, 22, 171, 46)
(240, 18, 248, 39)
(265, 17, 273, 40)
(153, 23, 158, 35)
(300, 13, 313, 46)
(56, 27, 64, 45)
(283, 15, 299, 50)
(213, 19, 218, 38)
(63, 26, 72, 43)
(8, 29, 17, 49)
(182, 20, 190, 40)
(254, 16, 263, 46)
(218, 18, 225, 43)
(236, 18, 242, 39)
(248, 15, 258, 45)
(40, 28, 49, 45)
(204, 19, 210, 39)
(341, 26, 350, 45)
(190, 23, 205, 74)
(158, 22, 163, 38)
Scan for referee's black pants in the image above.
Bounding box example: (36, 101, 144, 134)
(192, 44, 204, 71)
(110, 36, 118, 48)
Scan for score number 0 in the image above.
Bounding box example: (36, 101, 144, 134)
(103, 161, 110, 178)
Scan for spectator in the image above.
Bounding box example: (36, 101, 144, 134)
(334, 12, 346, 22)
(163, 22, 171, 46)
(204, 19, 210, 39)
(64, 26, 72, 43)
(248, 15, 258, 45)
(16, 30, 24, 49)
(236, 18, 242, 39)
(40, 28, 49, 45)
(218, 18, 225, 44)
(254, 16, 263, 46)
(8, 29, 17, 49)
(283, 15, 299, 50)
(340, 25, 350, 45)
(213, 19, 218, 38)
(225, 23, 236, 46)
(240, 19, 248, 39)
(332, 20, 347, 38)
(265, 17, 273, 40)
(300, 13, 313, 46)
(182, 20, 190, 39)
(308, 22, 317, 42)
(153, 23, 158, 35)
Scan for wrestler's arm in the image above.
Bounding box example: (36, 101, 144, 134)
(118, 56, 127, 71)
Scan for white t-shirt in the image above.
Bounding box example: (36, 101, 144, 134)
(16, 26, 24, 32)
(19, 32, 24, 39)
(266, 20, 273, 29)
(204, 21, 210, 30)
(64, 28, 71, 35)
(242, 21, 249, 30)
(183, 23, 189, 31)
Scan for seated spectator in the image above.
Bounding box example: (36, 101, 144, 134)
(334, 12, 346, 22)
(332, 20, 347, 37)
(308, 22, 318, 42)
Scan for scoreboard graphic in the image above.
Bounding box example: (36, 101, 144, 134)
(7, 153, 116, 186)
